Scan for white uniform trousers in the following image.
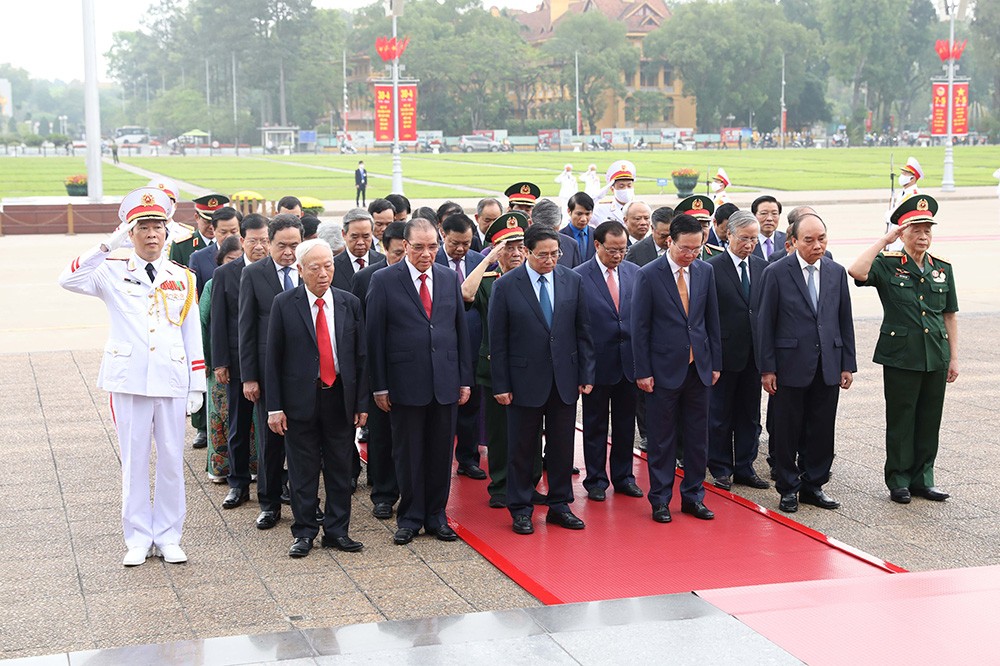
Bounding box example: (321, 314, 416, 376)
(111, 393, 187, 550)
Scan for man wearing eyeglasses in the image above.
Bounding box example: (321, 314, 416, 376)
(632, 214, 722, 524)
(490, 225, 596, 536)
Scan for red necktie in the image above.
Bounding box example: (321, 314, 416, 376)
(606, 268, 619, 311)
(356, 257, 365, 270)
(418, 274, 432, 318)
(315, 298, 337, 386)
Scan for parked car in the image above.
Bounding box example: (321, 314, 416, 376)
(458, 135, 501, 152)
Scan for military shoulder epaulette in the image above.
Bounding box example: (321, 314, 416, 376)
(929, 252, 951, 265)
(170, 260, 194, 274)
(170, 230, 194, 243)
(106, 257, 127, 261)
(483, 271, 499, 278)
(705, 243, 724, 253)
(174, 222, 195, 232)
(880, 251, 905, 257)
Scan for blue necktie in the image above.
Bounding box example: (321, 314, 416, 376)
(538, 275, 553, 327)
(739, 260, 750, 300)
(806, 265, 818, 312)
(281, 266, 294, 291)
(576, 227, 588, 258)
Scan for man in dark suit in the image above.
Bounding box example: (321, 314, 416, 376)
(767, 206, 833, 264)
(169, 193, 228, 266)
(560, 192, 597, 264)
(490, 225, 596, 535)
(436, 214, 487, 480)
(625, 206, 672, 267)
(624, 201, 652, 248)
(332, 208, 381, 292)
(266, 239, 368, 558)
(211, 214, 270, 509)
(190, 208, 243, 297)
(352, 222, 405, 520)
(757, 213, 857, 514)
(530, 198, 581, 268)
(750, 195, 785, 261)
(239, 214, 304, 529)
(355, 161, 367, 207)
(575, 221, 642, 501)
(632, 214, 722, 524)
(366, 218, 473, 545)
(473, 198, 503, 252)
(368, 198, 396, 254)
(706, 210, 770, 491)
(709, 202, 738, 249)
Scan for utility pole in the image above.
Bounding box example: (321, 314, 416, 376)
(780, 52, 786, 149)
(205, 59, 212, 149)
(232, 52, 239, 156)
(343, 50, 349, 138)
(941, 0, 957, 192)
(574, 51, 581, 136)
(82, 0, 102, 200)
(389, 5, 403, 195)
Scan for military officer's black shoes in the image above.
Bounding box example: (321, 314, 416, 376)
(713, 476, 733, 491)
(890, 488, 912, 504)
(616, 482, 644, 498)
(288, 537, 313, 558)
(372, 503, 393, 519)
(799, 490, 840, 510)
(256, 510, 280, 530)
(651, 504, 671, 523)
(393, 527, 416, 545)
(735, 473, 771, 490)
(779, 493, 798, 513)
(512, 515, 534, 535)
(192, 430, 208, 449)
(429, 525, 458, 541)
(457, 464, 487, 480)
(681, 501, 715, 520)
(322, 534, 363, 552)
(587, 488, 606, 501)
(912, 486, 950, 502)
(545, 510, 584, 530)
(222, 487, 249, 509)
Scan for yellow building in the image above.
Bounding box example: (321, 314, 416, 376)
(505, 0, 696, 132)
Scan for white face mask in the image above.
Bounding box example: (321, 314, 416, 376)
(710, 181, 724, 193)
(899, 173, 914, 188)
(614, 187, 634, 205)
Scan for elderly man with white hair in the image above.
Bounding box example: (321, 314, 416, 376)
(265, 238, 369, 558)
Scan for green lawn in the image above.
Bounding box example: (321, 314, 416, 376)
(3, 146, 998, 201)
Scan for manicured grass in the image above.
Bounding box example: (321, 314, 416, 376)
(4, 146, 999, 201)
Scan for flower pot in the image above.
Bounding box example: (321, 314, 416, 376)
(672, 176, 698, 197)
(65, 184, 88, 196)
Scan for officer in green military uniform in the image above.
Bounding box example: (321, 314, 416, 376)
(674, 195, 724, 260)
(848, 195, 959, 504)
(461, 212, 542, 508)
(168, 194, 230, 266)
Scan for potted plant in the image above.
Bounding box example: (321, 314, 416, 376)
(65, 174, 88, 196)
(671, 168, 699, 197)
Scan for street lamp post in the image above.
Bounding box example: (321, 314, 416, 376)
(390, 11, 403, 195)
(941, 0, 957, 192)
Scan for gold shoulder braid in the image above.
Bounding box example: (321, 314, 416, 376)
(154, 270, 195, 326)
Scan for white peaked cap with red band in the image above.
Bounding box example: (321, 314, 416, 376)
(118, 187, 172, 229)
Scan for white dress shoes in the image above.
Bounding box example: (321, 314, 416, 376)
(122, 546, 155, 567)
(157, 543, 188, 564)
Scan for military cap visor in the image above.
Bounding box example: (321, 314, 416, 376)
(505, 182, 540, 206)
(891, 195, 938, 226)
(487, 211, 529, 245)
(675, 194, 715, 220)
(192, 194, 230, 220)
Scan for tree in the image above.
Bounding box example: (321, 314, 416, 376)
(971, 0, 1000, 113)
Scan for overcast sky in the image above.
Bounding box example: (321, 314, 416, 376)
(0, 0, 539, 83)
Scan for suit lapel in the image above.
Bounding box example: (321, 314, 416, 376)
(332, 290, 346, 350)
(516, 269, 549, 330)
(294, 287, 317, 345)
(264, 257, 282, 295)
(396, 262, 428, 320)
(720, 255, 748, 305)
(787, 257, 816, 316)
(657, 258, 688, 320)
(818, 258, 836, 315)
(587, 260, 617, 312)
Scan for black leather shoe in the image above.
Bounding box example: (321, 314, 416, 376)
(512, 515, 534, 535)
(713, 476, 733, 491)
(799, 490, 840, 510)
(587, 488, 606, 501)
(615, 482, 644, 498)
(192, 430, 208, 449)
(322, 535, 363, 552)
(222, 487, 249, 509)
(288, 537, 313, 558)
(779, 493, 798, 513)
(457, 464, 487, 480)
(545, 510, 585, 530)
(357, 425, 369, 443)
(681, 501, 715, 520)
(912, 486, 950, 501)
(315, 508, 324, 523)
(429, 525, 458, 541)
(890, 488, 912, 504)
(531, 491, 548, 505)
(372, 503, 393, 519)
(652, 504, 671, 523)
(255, 510, 280, 530)
(393, 527, 416, 545)
(280, 484, 291, 505)
(488, 495, 506, 509)
(734, 473, 770, 489)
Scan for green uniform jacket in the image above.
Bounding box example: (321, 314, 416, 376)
(466, 271, 499, 387)
(856, 250, 958, 371)
(168, 229, 204, 267)
(700, 243, 724, 261)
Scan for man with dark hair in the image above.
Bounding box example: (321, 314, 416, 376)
(190, 207, 244, 299)
(711, 202, 739, 247)
(352, 221, 406, 520)
(531, 198, 581, 268)
(436, 214, 487, 480)
(385, 193, 411, 222)
(632, 213, 722, 524)
(169, 193, 229, 266)
(626, 206, 672, 267)
(490, 224, 595, 535)
(367, 218, 473, 545)
(751, 195, 785, 260)
(576, 221, 642, 501)
(561, 192, 596, 263)
(300, 215, 320, 240)
(368, 198, 396, 254)
(333, 208, 380, 292)
(239, 214, 305, 530)
(277, 196, 303, 218)
(354, 161, 367, 206)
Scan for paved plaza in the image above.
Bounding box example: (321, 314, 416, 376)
(0, 189, 997, 662)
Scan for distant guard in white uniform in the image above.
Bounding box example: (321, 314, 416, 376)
(59, 187, 206, 567)
(711, 167, 733, 207)
(590, 160, 636, 227)
(885, 157, 923, 251)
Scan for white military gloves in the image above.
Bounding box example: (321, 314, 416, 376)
(186, 391, 204, 415)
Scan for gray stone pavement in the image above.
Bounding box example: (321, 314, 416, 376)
(1, 189, 998, 660)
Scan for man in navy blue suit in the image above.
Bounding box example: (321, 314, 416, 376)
(632, 214, 722, 524)
(489, 225, 596, 535)
(189, 207, 242, 298)
(575, 221, 643, 501)
(560, 192, 597, 264)
(757, 213, 856, 514)
(366, 218, 473, 545)
(435, 213, 487, 480)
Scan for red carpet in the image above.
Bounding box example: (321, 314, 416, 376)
(441, 429, 903, 605)
(698, 566, 1000, 664)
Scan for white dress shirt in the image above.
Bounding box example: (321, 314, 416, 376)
(404, 258, 433, 303)
(275, 262, 300, 289)
(348, 251, 369, 274)
(306, 287, 340, 373)
(728, 248, 750, 285)
(796, 251, 821, 296)
(665, 254, 691, 294)
(525, 264, 555, 305)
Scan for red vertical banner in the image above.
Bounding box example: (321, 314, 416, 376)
(398, 84, 418, 141)
(930, 82, 948, 135)
(374, 84, 393, 142)
(952, 81, 969, 136)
